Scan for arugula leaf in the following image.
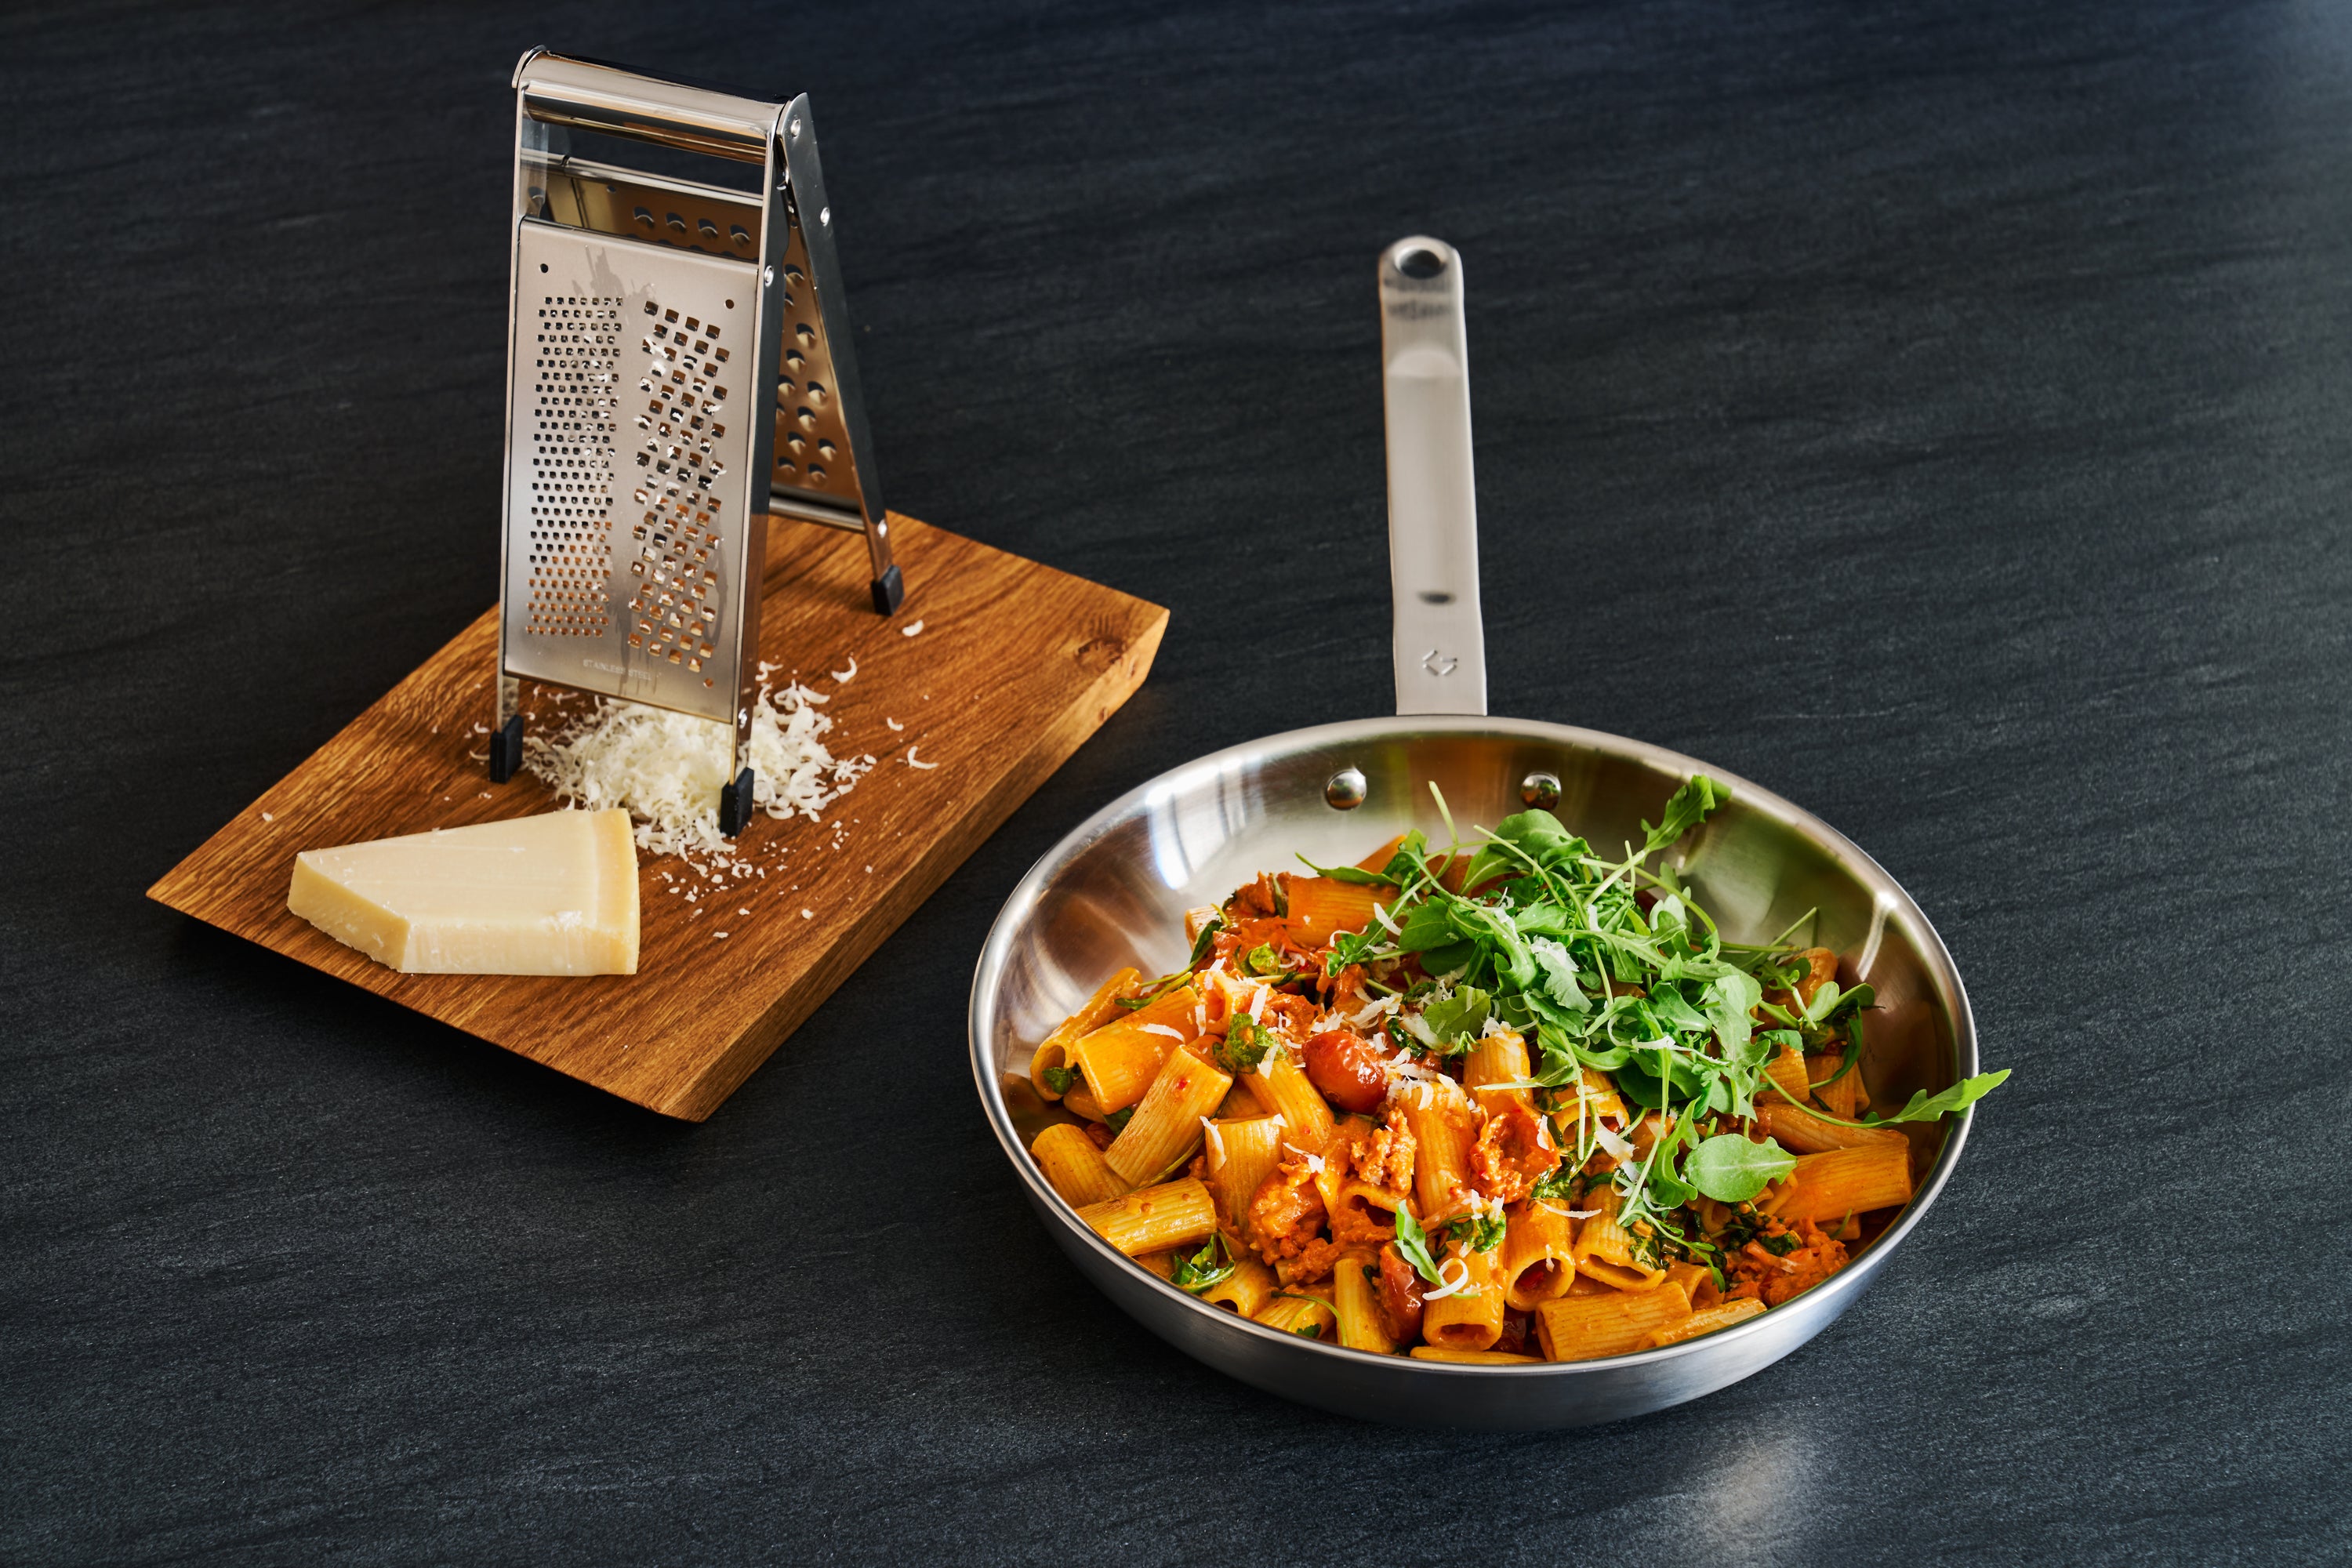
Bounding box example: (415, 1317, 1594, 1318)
(1871, 1069, 2011, 1124)
(1647, 983, 1711, 1036)
(1445, 1210, 1508, 1253)
(1419, 985, 1492, 1049)
(1643, 1162, 1699, 1211)
(1812, 1022, 1865, 1092)
(1292, 854, 1394, 887)
(1704, 969, 1762, 1059)
(1294, 1322, 1324, 1338)
(1377, 829, 1431, 885)
(1759, 1229, 1802, 1257)
(1116, 917, 1223, 1007)
(1417, 938, 1481, 979)
(1528, 1165, 1581, 1203)
(1683, 1134, 1798, 1203)
(1615, 1048, 1704, 1109)
(1392, 901, 1461, 953)
(1641, 775, 1728, 855)
(1323, 925, 1388, 975)
(1392, 1207, 1446, 1285)
(1103, 1106, 1134, 1135)
(1455, 809, 1586, 892)
(1534, 940, 1590, 1011)
(1170, 1232, 1239, 1293)
(1039, 1065, 1076, 1096)
(1215, 1015, 1276, 1076)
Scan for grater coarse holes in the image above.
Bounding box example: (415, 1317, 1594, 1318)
(490, 50, 903, 836)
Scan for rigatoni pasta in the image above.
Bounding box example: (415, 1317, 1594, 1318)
(1022, 781, 2005, 1366)
(1029, 967, 1140, 1101)
(1029, 1123, 1131, 1208)
(1203, 1114, 1289, 1229)
(1076, 1178, 1218, 1257)
(1103, 1045, 1232, 1185)
(1069, 984, 1202, 1114)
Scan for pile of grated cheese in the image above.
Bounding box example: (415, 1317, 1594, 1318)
(523, 673, 873, 860)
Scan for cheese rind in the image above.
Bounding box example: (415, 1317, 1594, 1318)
(288, 808, 640, 975)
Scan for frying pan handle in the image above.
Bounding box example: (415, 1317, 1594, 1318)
(1381, 238, 1489, 717)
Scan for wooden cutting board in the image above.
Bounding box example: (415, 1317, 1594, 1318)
(148, 514, 1166, 1121)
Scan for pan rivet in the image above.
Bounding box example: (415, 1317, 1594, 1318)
(1521, 771, 1561, 810)
(1324, 768, 1367, 811)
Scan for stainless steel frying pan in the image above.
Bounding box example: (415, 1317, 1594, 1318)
(967, 238, 1980, 1429)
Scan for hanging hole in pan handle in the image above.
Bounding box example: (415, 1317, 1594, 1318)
(1380, 235, 1487, 719)
(1397, 245, 1447, 280)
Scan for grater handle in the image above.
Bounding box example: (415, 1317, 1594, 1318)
(514, 49, 785, 163)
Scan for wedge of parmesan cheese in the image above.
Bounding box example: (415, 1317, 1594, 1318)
(287, 808, 639, 975)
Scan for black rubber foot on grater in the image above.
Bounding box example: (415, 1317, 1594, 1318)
(870, 565, 905, 615)
(718, 767, 757, 837)
(488, 715, 524, 782)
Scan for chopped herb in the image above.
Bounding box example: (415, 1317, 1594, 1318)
(1039, 1065, 1077, 1096)
(1170, 1232, 1239, 1293)
(1759, 1229, 1802, 1257)
(1216, 1014, 1276, 1075)
(1295, 1322, 1324, 1338)
(1242, 943, 1288, 978)
(1528, 1165, 1581, 1203)
(1103, 1106, 1134, 1135)
(1445, 1210, 1508, 1253)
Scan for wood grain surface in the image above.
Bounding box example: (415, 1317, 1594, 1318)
(145, 515, 1166, 1120)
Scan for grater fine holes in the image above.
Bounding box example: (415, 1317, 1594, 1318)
(523, 296, 622, 641)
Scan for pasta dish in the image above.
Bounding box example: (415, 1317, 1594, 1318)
(1022, 778, 2005, 1363)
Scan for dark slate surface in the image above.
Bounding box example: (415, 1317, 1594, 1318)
(5, 1, 2347, 1561)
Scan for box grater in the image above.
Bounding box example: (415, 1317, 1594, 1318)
(490, 49, 902, 834)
